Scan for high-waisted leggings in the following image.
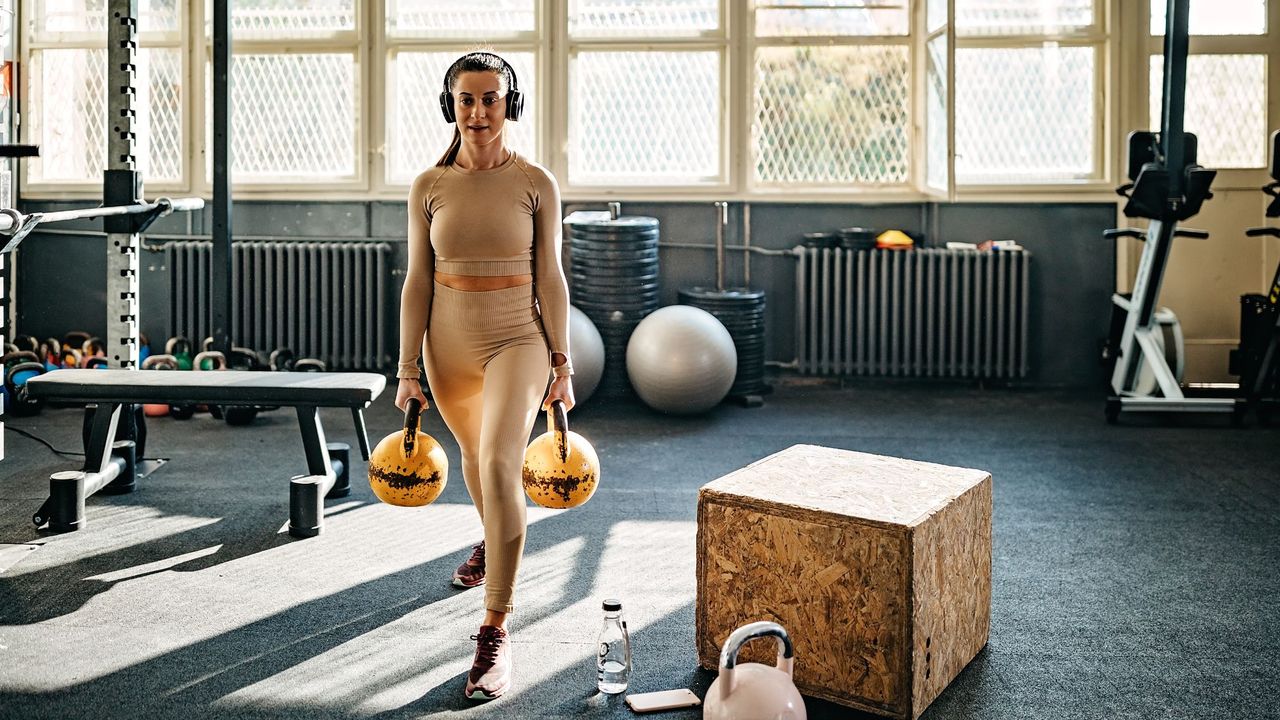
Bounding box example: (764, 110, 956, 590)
(423, 281, 550, 614)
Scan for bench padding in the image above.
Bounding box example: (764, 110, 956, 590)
(26, 369, 385, 407)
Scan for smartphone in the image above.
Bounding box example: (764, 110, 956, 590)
(625, 688, 702, 713)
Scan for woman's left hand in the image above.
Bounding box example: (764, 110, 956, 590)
(543, 376, 576, 413)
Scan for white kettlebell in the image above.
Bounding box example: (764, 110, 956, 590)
(704, 621, 807, 720)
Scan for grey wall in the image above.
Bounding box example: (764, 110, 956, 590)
(14, 199, 1115, 388)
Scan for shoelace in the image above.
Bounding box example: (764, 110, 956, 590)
(467, 542, 485, 567)
(470, 629, 505, 664)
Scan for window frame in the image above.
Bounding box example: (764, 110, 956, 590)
(16, 0, 1183, 204)
(192, 0, 368, 194)
(379, 3, 543, 189)
(1139, 0, 1277, 191)
(746, 5, 916, 198)
(950, 0, 1114, 197)
(554, 0, 733, 197)
(20, 0, 190, 195)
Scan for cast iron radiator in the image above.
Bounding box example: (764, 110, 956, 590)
(165, 241, 392, 370)
(796, 248, 1031, 379)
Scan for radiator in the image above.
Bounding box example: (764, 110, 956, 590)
(165, 241, 392, 370)
(796, 248, 1031, 379)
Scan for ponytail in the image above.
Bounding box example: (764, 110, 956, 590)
(436, 127, 462, 167)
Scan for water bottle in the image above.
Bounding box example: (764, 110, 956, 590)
(596, 598, 631, 694)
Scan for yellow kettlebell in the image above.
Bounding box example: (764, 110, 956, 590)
(368, 397, 449, 507)
(522, 399, 600, 509)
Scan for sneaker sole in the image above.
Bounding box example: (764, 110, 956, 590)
(452, 576, 485, 588)
(465, 682, 509, 701)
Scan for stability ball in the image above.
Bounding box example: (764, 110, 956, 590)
(569, 305, 605, 404)
(626, 305, 737, 414)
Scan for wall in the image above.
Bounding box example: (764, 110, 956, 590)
(1118, 187, 1279, 384)
(14, 199, 1117, 388)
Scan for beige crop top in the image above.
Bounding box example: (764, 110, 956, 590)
(397, 151, 572, 380)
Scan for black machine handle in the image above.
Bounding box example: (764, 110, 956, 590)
(1246, 227, 1280, 238)
(1103, 227, 1208, 242)
(1103, 228, 1145, 241)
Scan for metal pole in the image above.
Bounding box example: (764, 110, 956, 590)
(715, 201, 727, 292)
(1161, 0, 1190, 199)
(211, 0, 233, 356)
(104, 0, 141, 369)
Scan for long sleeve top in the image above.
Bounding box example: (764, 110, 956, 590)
(396, 151, 571, 380)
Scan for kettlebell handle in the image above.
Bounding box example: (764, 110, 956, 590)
(547, 399, 569, 464)
(718, 621, 796, 700)
(403, 397, 423, 456)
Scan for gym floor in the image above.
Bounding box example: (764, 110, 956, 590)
(1, 380, 1277, 720)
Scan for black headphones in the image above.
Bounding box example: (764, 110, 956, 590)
(439, 53, 523, 124)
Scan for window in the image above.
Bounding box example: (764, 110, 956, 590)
(751, 1, 911, 188)
(385, 1, 538, 185)
(953, 0, 1103, 185)
(566, 0, 724, 186)
(26, 0, 184, 186)
(1150, 0, 1266, 35)
(1147, 0, 1270, 170)
(36, 2, 1248, 200)
(203, 0, 360, 184)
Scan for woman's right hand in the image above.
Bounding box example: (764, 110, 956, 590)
(395, 378, 430, 412)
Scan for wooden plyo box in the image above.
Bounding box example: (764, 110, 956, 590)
(696, 444, 991, 720)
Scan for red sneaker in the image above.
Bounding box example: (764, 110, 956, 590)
(452, 542, 485, 588)
(464, 625, 512, 700)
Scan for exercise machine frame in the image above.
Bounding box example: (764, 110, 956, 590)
(1104, 0, 1242, 423)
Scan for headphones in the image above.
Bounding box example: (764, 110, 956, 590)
(439, 53, 523, 124)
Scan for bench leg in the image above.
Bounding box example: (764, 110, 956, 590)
(351, 408, 371, 461)
(290, 406, 341, 537)
(36, 404, 136, 532)
(289, 474, 333, 538)
(327, 442, 351, 498)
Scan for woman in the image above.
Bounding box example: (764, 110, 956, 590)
(395, 51, 574, 701)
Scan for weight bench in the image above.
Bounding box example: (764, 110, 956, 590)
(24, 369, 385, 538)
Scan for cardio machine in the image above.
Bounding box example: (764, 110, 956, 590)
(1102, 0, 1242, 423)
(1229, 130, 1280, 423)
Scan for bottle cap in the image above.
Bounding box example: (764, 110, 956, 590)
(602, 598, 622, 612)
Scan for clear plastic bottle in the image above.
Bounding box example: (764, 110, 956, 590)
(596, 598, 631, 694)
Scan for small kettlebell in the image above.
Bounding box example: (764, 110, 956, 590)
(703, 621, 806, 720)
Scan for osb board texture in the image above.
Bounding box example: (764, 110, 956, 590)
(697, 501, 912, 718)
(700, 444, 991, 529)
(910, 476, 993, 720)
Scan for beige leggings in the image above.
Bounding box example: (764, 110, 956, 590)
(423, 281, 551, 613)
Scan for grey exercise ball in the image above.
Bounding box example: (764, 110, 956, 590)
(626, 305, 737, 414)
(569, 305, 605, 404)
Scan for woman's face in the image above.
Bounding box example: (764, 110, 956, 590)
(452, 71, 507, 147)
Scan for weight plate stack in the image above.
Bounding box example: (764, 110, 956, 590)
(678, 287, 768, 397)
(565, 213, 661, 398)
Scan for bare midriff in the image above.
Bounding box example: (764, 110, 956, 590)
(434, 271, 533, 291)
